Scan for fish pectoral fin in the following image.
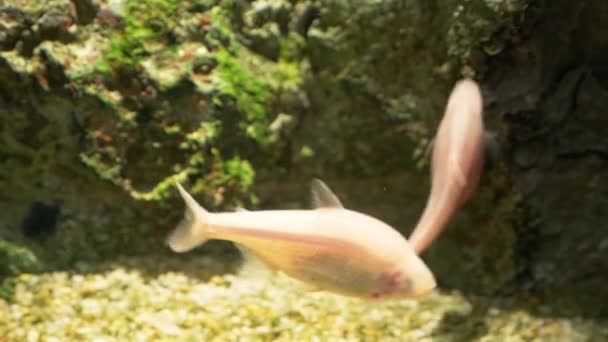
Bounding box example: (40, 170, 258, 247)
(310, 179, 344, 209)
(264, 271, 322, 295)
(234, 244, 273, 280)
(482, 130, 500, 170)
(299, 281, 325, 293)
(278, 272, 326, 294)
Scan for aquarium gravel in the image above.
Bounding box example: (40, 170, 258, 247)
(1, 255, 606, 341)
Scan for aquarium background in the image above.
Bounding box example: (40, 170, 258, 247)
(1, 0, 607, 340)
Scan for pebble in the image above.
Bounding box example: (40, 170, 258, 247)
(0, 255, 606, 341)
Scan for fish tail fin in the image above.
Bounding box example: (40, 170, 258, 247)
(166, 182, 212, 253)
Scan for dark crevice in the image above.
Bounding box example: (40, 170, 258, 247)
(22, 202, 61, 238)
(70, 0, 99, 25)
(504, 67, 587, 144)
(510, 200, 541, 291)
(557, 148, 608, 161)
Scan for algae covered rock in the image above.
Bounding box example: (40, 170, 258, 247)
(484, 0, 608, 315)
(0, 0, 299, 268)
(0, 239, 40, 277)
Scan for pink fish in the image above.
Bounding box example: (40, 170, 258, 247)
(408, 79, 486, 254)
(167, 179, 436, 299)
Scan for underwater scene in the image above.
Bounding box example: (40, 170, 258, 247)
(1, 0, 608, 341)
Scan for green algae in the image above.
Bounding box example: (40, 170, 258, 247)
(0, 240, 41, 302)
(95, 0, 181, 74)
(0, 240, 41, 278)
(215, 49, 272, 147)
(74, 0, 292, 207)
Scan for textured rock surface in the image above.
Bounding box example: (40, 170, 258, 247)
(485, 0, 608, 316)
(0, 0, 607, 332)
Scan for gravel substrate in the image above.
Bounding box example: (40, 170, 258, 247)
(1, 255, 606, 341)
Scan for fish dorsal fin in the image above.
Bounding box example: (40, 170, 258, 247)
(310, 179, 344, 209)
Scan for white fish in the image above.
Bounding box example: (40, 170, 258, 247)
(167, 179, 436, 299)
(409, 78, 486, 254)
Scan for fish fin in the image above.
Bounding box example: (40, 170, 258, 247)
(482, 130, 499, 170)
(235, 207, 249, 212)
(290, 277, 325, 294)
(235, 244, 273, 280)
(166, 182, 211, 253)
(310, 178, 344, 209)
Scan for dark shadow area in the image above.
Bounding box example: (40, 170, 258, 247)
(432, 298, 490, 342)
(45, 240, 242, 282)
(22, 201, 61, 238)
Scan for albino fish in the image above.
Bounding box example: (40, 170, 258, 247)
(167, 179, 436, 299)
(408, 79, 486, 255)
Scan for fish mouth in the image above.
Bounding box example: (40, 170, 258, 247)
(406, 258, 437, 298)
(411, 276, 437, 298)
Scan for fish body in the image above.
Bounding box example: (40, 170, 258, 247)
(168, 180, 436, 299)
(408, 79, 485, 254)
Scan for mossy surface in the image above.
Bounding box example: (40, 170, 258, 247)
(94, 0, 182, 74)
(0, 0, 297, 278)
